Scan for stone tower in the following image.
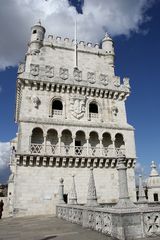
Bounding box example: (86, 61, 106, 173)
(9, 22, 136, 216)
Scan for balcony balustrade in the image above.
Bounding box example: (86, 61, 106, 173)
(52, 110, 63, 116)
(30, 143, 125, 157)
(89, 113, 98, 119)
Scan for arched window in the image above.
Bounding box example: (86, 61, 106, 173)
(115, 133, 125, 156)
(33, 30, 37, 34)
(30, 128, 44, 154)
(154, 193, 159, 202)
(52, 100, 63, 116)
(89, 102, 98, 119)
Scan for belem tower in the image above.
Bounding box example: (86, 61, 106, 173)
(8, 21, 136, 217)
(5, 21, 160, 240)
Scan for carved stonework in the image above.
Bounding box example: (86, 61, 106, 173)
(112, 106, 118, 116)
(95, 213, 102, 231)
(100, 74, 109, 86)
(69, 175, 77, 204)
(144, 213, 160, 236)
(70, 95, 86, 119)
(18, 63, 25, 74)
(87, 168, 98, 206)
(45, 65, 54, 78)
(87, 211, 95, 229)
(73, 68, 82, 82)
(32, 96, 40, 109)
(102, 213, 112, 234)
(60, 68, 69, 80)
(30, 64, 39, 76)
(113, 76, 120, 87)
(123, 77, 130, 89)
(87, 72, 96, 84)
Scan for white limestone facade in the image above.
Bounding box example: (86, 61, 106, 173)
(9, 22, 137, 217)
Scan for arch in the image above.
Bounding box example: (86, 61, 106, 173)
(50, 97, 63, 116)
(61, 129, 72, 145)
(102, 132, 112, 147)
(89, 131, 100, 156)
(87, 100, 101, 120)
(46, 129, 58, 154)
(89, 102, 98, 113)
(31, 127, 44, 144)
(75, 130, 86, 156)
(115, 133, 125, 148)
(46, 129, 58, 145)
(61, 129, 73, 155)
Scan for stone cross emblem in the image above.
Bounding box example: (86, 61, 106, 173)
(100, 74, 109, 86)
(30, 64, 39, 76)
(70, 96, 86, 119)
(45, 65, 54, 78)
(73, 68, 82, 82)
(60, 68, 69, 80)
(87, 72, 96, 84)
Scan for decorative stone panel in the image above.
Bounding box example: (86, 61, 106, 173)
(30, 64, 39, 76)
(59, 68, 69, 80)
(87, 72, 96, 84)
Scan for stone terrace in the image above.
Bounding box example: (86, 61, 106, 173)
(0, 215, 159, 240)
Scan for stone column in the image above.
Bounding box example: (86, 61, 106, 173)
(99, 137, 103, 156)
(112, 137, 115, 157)
(115, 154, 136, 208)
(58, 135, 61, 155)
(86, 168, 98, 206)
(43, 135, 47, 154)
(86, 136, 89, 156)
(138, 175, 147, 203)
(72, 136, 75, 155)
(69, 174, 77, 204)
(58, 178, 65, 204)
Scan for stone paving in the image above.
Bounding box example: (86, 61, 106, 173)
(0, 215, 159, 240)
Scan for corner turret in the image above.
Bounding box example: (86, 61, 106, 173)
(28, 21, 46, 54)
(102, 32, 115, 73)
(102, 32, 114, 55)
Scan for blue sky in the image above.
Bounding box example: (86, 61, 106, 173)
(0, 0, 160, 182)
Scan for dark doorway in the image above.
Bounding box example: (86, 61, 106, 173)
(154, 193, 159, 202)
(63, 194, 68, 203)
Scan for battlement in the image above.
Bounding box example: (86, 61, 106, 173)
(42, 34, 114, 56)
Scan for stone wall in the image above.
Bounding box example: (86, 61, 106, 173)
(11, 166, 136, 216)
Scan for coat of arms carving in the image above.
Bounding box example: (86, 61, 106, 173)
(70, 95, 86, 119)
(45, 65, 54, 78)
(30, 64, 39, 76)
(87, 72, 96, 84)
(113, 76, 120, 87)
(18, 63, 25, 74)
(60, 68, 69, 80)
(99, 74, 109, 86)
(73, 68, 82, 82)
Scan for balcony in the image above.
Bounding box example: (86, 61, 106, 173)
(30, 143, 125, 158)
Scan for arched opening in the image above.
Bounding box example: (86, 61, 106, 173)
(102, 132, 112, 156)
(30, 128, 44, 153)
(75, 131, 86, 155)
(46, 129, 58, 154)
(115, 133, 125, 156)
(89, 131, 100, 156)
(89, 102, 98, 119)
(52, 99, 63, 116)
(61, 130, 72, 155)
(154, 193, 159, 202)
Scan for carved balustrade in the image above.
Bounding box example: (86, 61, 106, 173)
(30, 144, 125, 158)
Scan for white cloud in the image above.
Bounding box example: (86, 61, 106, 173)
(0, 142, 10, 170)
(0, 0, 155, 69)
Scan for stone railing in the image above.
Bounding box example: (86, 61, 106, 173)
(30, 144, 125, 158)
(56, 204, 160, 240)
